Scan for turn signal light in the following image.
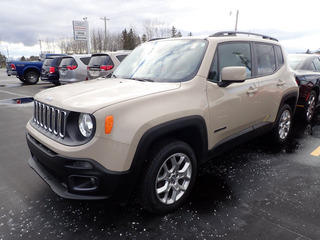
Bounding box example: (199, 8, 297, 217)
(105, 115, 114, 134)
(11, 63, 16, 70)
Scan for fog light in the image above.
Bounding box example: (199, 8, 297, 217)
(68, 175, 99, 192)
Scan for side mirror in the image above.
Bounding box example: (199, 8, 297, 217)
(219, 66, 246, 87)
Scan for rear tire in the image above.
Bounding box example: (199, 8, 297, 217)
(271, 104, 292, 145)
(25, 71, 39, 84)
(304, 90, 317, 123)
(137, 140, 197, 214)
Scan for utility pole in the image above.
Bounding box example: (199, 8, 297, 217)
(100, 16, 109, 51)
(235, 10, 239, 31)
(6, 46, 10, 60)
(38, 39, 43, 54)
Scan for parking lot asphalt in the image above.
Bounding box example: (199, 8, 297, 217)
(1, 68, 320, 239)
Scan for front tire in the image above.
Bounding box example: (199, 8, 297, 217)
(271, 104, 292, 145)
(137, 140, 197, 214)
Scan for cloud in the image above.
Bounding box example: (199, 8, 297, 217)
(1, 0, 320, 56)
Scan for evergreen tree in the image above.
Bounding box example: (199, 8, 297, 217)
(171, 26, 177, 38)
(122, 28, 139, 50)
(122, 29, 129, 50)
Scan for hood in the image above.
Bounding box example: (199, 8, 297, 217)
(35, 78, 181, 113)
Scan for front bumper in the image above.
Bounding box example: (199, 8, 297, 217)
(27, 133, 133, 202)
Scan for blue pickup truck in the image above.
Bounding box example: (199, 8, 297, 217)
(7, 53, 66, 84)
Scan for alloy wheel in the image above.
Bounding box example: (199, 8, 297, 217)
(155, 153, 192, 205)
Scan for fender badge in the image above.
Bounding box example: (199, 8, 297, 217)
(45, 96, 53, 102)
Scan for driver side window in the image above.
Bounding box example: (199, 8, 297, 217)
(208, 42, 252, 82)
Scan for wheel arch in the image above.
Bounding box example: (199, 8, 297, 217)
(127, 116, 208, 197)
(23, 67, 40, 78)
(280, 90, 299, 115)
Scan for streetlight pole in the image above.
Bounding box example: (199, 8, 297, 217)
(100, 17, 109, 51)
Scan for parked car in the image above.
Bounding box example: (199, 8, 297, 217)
(87, 51, 130, 80)
(59, 54, 91, 84)
(288, 54, 320, 122)
(7, 54, 65, 84)
(40, 56, 66, 86)
(26, 32, 298, 214)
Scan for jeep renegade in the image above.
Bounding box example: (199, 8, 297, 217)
(26, 32, 299, 214)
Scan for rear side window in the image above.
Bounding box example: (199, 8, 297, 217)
(208, 42, 252, 82)
(275, 45, 284, 67)
(116, 55, 128, 62)
(312, 58, 320, 71)
(80, 57, 91, 65)
(256, 44, 276, 76)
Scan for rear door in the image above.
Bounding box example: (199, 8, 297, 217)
(254, 43, 285, 123)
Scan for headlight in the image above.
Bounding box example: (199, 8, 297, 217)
(78, 113, 94, 137)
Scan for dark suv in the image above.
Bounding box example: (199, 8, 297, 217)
(41, 56, 65, 86)
(87, 51, 130, 80)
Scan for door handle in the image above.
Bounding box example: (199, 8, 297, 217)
(246, 87, 258, 95)
(277, 79, 285, 86)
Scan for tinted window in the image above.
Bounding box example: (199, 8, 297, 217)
(43, 59, 54, 66)
(208, 42, 252, 82)
(256, 44, 276, 75)
(312, 58, 320, 71)
(80, 57, 91, 65)
(116, 55, 128, 62)
(89, 55, 112, 67)
(60, 58, 76, 67)
(275, 45, 284, 67)
(55, 58, 63, 66)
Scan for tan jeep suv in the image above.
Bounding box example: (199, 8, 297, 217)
(26, 32, 298, 214)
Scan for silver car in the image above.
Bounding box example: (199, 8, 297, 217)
(87, 51, 130, 80)
(59, 54, 91, 84)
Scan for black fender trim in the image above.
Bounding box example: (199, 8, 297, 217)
(279, 90, 299, 115)
(126, 116, 208, 196)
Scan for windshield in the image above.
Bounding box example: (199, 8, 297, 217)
(113, 39, 208, 82)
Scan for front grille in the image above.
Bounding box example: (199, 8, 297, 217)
(33, 100, 67, 138)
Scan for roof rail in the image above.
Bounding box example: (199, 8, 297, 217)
(210, 31, 278, 42)
(147, 37, 168, 42)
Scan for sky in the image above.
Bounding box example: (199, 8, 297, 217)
(1, 0, 320, 59)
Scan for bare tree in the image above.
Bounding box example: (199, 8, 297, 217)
(143, 19, 171, 40)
